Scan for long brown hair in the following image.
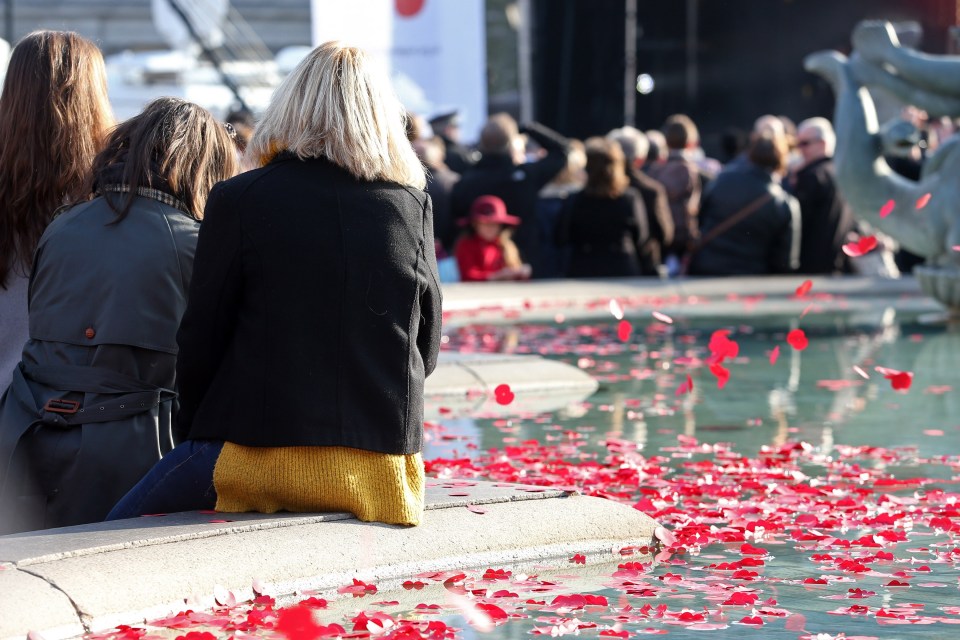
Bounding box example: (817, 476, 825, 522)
(89, 97, 239, 221)
(584, 137, 629, 198)
(0, 31, 113, 287)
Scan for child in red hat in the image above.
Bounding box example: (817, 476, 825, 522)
(454, 195, 532, 282)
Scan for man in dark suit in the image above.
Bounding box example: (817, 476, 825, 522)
(429, 110, 477, 175)
(790, 117, 855, 274)
(451, 113, 569, 277)
(608, 126, 674, 275)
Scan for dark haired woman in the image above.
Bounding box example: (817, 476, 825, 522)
(688, 134, 801, 276)
(0, 98, 239, 533)
(558, 137, 652, 278)
(0, 31, 114, 394)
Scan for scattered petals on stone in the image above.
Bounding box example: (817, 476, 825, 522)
(494, 383, 515, 405)
(916, 192, 932, 210)
(795, 279, 813, 296)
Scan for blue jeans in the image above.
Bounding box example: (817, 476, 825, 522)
(106, 439, 223, 520)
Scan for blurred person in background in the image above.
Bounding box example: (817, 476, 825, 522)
(724, 114, 789, 175)
(557, 137, 650, 278)
(226, 107, 257, 171)
(790, 117, 855, 274)
(608, 126, 673, 275)
(645, 129, 668, 169)
(413, 133, 460, 256)
(429, 109, 476, 174)
(455, 195, 531, 282)
(451, 113, 569, 277)
(0, 98, 238, 533)
(648, 114, 702, 270)
(534, 139, 585, 278)
(0, 31, 114, 395)
(687, 134, 800, 276)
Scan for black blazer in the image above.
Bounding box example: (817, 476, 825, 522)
(176, 154, 442, 454)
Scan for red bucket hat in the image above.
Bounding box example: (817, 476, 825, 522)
(465, 195, 521, 226)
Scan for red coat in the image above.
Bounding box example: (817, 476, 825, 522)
(455, 234, 506, 282)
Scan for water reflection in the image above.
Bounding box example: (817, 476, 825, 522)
(434, 309, 960, 460)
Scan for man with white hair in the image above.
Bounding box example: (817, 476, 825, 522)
(607, 126, 674, 274)
(790, 117, 855, 273)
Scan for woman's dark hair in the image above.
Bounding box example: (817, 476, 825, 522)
(0, 30, 113, 288)
(583, 137, 629, 199)
(89, 97, 240, 221)
(748, 132, 789, 174)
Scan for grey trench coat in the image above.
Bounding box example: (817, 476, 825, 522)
(0, 193, 198, 533)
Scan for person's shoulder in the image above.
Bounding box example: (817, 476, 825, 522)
(632, 169, 665, 192)
(38, 199, 98, 245)
(621, 186, 643, 202)
(210, 159, 291, 202)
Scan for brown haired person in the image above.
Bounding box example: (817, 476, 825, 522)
(0, 98, 239, 533)
(687, 134, 801, 276)
(557, 137, 650, 278)
(649, 114, 702, 269)
(0, 31, 114, 394)
(607, 126, 674, 275)
(108, 41, 441, 527)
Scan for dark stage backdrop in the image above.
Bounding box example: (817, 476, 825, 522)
(530, 0, 956, 155)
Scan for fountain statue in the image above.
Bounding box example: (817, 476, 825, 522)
(805, 21, 960, 313)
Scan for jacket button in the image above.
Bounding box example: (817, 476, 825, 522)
(84, 327, 96, 339)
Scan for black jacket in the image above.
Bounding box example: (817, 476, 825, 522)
(451, 122, 569, 274)
(790, 157, 854, 274)
(425, 163, 460, 254)
(177, 154, 442, 455)
(628, 168, 674, 271)
(689, 165, 801, 276)
(558, 188, 650, 278)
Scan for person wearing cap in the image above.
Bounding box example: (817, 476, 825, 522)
(454, 195, 531, 282)
(429, 109, 476, 174)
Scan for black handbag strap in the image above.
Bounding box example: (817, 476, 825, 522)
(691, 192, 774, 256)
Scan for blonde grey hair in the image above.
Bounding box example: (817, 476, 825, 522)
(607, 126, 649, 165)
(247, 41, 426, 189)
(798, 116, 837, 156)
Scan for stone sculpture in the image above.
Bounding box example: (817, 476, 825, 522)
(805, 21, 960, 312)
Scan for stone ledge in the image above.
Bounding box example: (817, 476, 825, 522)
(0, 482, 656, 639)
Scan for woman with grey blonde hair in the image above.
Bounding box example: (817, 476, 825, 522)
(109, 41, 442, 527)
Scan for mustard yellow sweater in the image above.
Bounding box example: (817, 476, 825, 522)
(212, 443, 425, 526)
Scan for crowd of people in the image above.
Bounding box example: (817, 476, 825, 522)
(412, 107, 874, 282)
(0, 33, 440, 533)
(0, 27, 923, 535)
